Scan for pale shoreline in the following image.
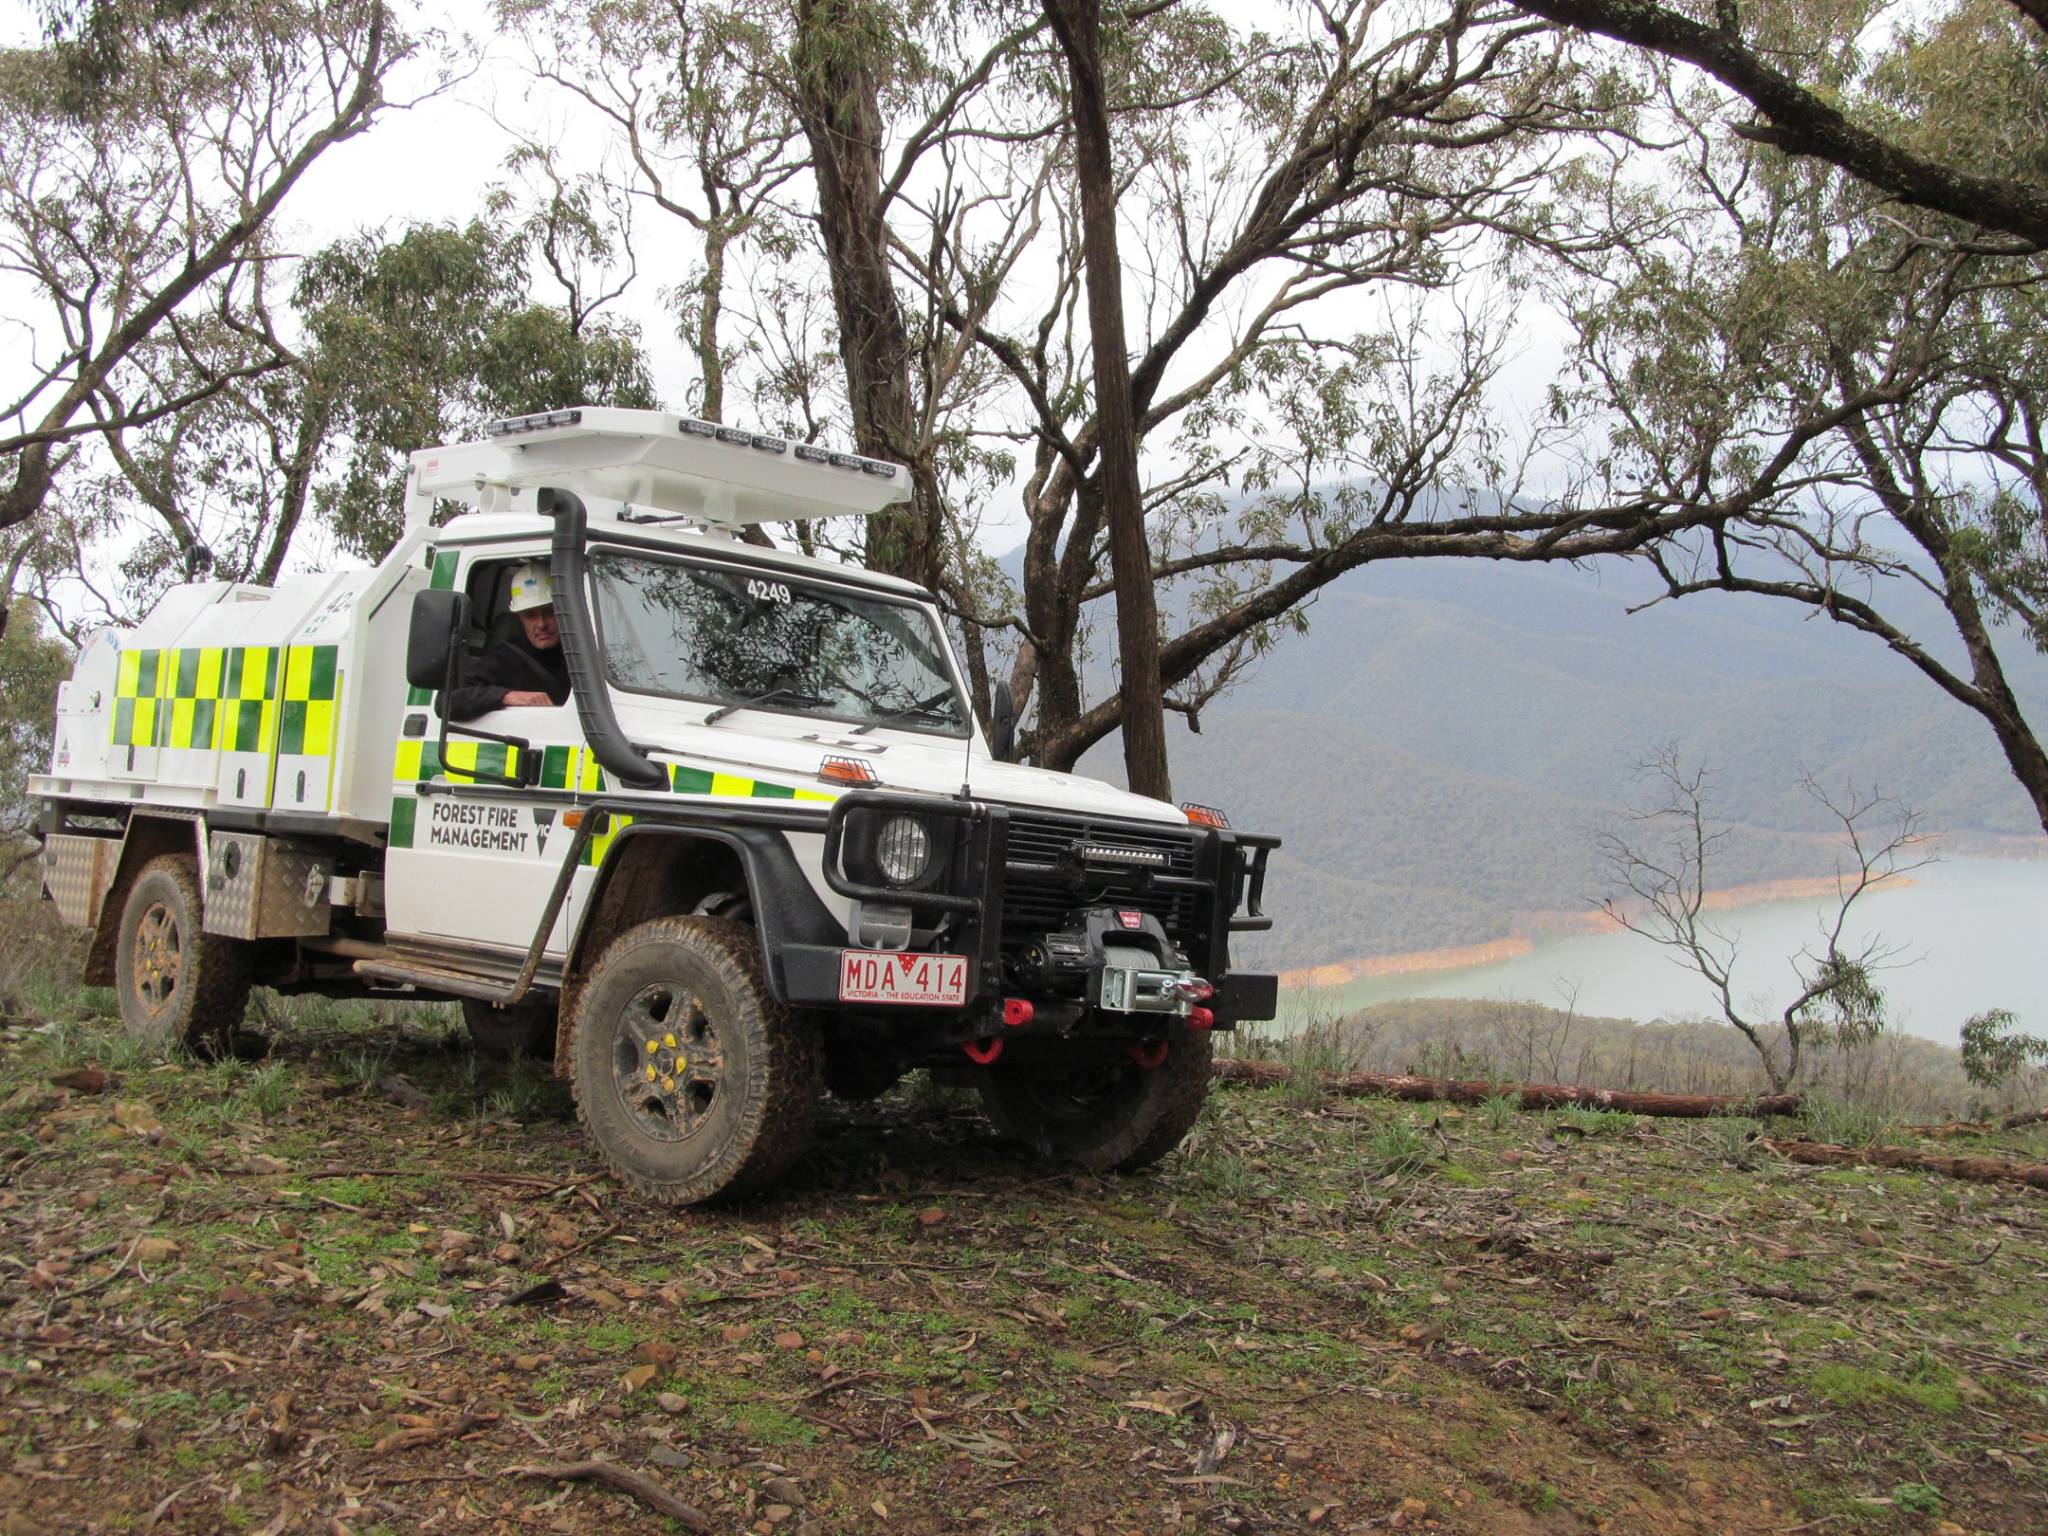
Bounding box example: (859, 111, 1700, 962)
(1277, 871, 1923, 990)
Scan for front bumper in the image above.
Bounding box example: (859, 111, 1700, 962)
(794, 790, 1279, 1030)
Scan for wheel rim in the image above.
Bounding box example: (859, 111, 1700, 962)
(610, 983, 725, 1143)
(131, 900, 183, 1017)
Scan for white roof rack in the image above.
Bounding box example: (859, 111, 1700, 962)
(406, 406, 913, 530)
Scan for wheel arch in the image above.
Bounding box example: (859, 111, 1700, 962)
(556, 822, 836, 1076)
(84, 812, 204, 986)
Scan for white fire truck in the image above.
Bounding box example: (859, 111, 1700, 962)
(31, 408, 1278, 1202)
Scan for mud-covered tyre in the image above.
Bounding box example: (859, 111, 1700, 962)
(979, 1032, 1214, 1172)
(462, 996, 558, 1058)
(112, 854, 250, 1057)
(569, 916, 821, 1204)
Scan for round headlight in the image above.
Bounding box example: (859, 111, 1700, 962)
(875, 816, 932, 885)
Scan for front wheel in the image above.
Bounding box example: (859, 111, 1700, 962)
(979, 1032, 1214, 1172)
(112, 854, 250, 1057)
(569, 917, 821, 1204)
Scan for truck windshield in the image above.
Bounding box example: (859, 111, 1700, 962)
(588, 550, 969, 737)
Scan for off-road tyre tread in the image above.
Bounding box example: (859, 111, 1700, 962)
(567, 916, 820, 1204)
(1113, 1032, 1215, 1171)
(980, 1031, 1212, 1173)
(113, 854, 251, 1057)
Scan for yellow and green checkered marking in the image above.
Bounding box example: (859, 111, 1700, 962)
(110, 644, 335, 756)
(386, 741, 832, 855)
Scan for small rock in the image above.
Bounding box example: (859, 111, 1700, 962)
(134, 1237, 179, 1264)
(492, 1242, 519, 1263)
(763, 1504, 794, 1525)
(721, 1323, 754, 1345)
(761, 1476, 803, 1506)
(50, 1066, 108, 1094)
(657, 1392, 688, 1414)
(651, 1443, 693, 1468)
(1282, 1445, 1314, 1468)
(1310, 1265, 1339, 1282)
(514, 1354, 544, 1372)
(439, 1228, 479, 1253)
(636, 1339, 679, 1366)
(621, 1364, 657, 1392)
(916, 1207, 946, 1226)
(773, 1331, 804, 1350)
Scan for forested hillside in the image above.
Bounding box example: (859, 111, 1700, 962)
(1082, 556, 2048, 969)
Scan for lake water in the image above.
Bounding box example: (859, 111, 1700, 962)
(1280, 856, 2048, 1045)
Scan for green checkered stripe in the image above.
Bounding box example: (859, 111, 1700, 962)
(110, 644, 288, 752)
(385, 740, 834, 857)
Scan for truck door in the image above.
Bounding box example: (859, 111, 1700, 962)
(381, 549, 594, 960)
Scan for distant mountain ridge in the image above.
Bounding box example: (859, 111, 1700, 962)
(1068, 554, 2048, 970)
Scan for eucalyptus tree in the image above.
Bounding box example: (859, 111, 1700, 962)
(499, 0, 808, 427)
(13, 220, 657, 633)
(1536, 5, 2048, 832)
(0, 0, 403, 538)
(1513, 0, 2048, 248)
(908, 0, 1656, 773)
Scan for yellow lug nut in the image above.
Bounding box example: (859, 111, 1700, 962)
(646, 1039, 659, 1053)
(660, 1076, 675, 1092)
(664, 1033, 677, 1048)
(646, 1065, 657, 1081)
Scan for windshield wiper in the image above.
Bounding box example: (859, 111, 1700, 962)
(702, 686, 827, 727)
(851, 689, 960, 735)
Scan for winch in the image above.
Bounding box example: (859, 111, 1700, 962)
(1011, 907, 1214, 1015)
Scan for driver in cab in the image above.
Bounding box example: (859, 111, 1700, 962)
(446, 563, 572, 721)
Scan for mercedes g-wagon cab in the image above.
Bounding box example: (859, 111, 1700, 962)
(33, 407, 1278, 1202)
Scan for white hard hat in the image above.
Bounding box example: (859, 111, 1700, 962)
(508, 562, 554, 613)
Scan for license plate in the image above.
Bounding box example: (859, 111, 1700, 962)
(838, 950, 969, 1007)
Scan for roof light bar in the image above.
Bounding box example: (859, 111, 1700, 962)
(484, 408, 584, 437)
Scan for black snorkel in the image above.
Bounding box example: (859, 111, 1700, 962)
(540, 486, 669, 791)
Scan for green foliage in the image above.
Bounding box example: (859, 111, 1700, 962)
(1364, 1116, 1436, 1180)
(0, 604, 70, 861)
(298, 220, 657, 558)
(1479, 1092, 1519, 1131)
(1800, 1093, 1898, 1150)
(1959, 1007, 2048, 1090)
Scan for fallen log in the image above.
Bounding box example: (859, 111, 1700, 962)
(1210, 1057, 1801, 1119)
(1907, 1108, 2048, 1138)
(509, 1459, 711, 1531)
(1757, 1138, 2048, 1192)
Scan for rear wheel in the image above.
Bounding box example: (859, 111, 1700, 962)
(462, 996, 558, 1058)
(979, 1032, 1214, 1172)
(569, 917, 820, 1204)
(112, 854, 250, 1057)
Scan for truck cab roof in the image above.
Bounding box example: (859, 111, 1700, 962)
(428, 508, 938, 603)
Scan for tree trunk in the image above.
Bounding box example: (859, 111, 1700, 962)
(1042, 0, 1170, 801)
(788, 0, 944, 592)
(1211, 1057, 1805, 1118)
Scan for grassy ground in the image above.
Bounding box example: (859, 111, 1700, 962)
(2, 928, 2046, 1533)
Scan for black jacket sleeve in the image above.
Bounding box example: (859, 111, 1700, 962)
(443, 637, 573, 722)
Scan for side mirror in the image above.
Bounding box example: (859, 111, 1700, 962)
(990, 680, 1017, 762)
(406, 589, 470, 691)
